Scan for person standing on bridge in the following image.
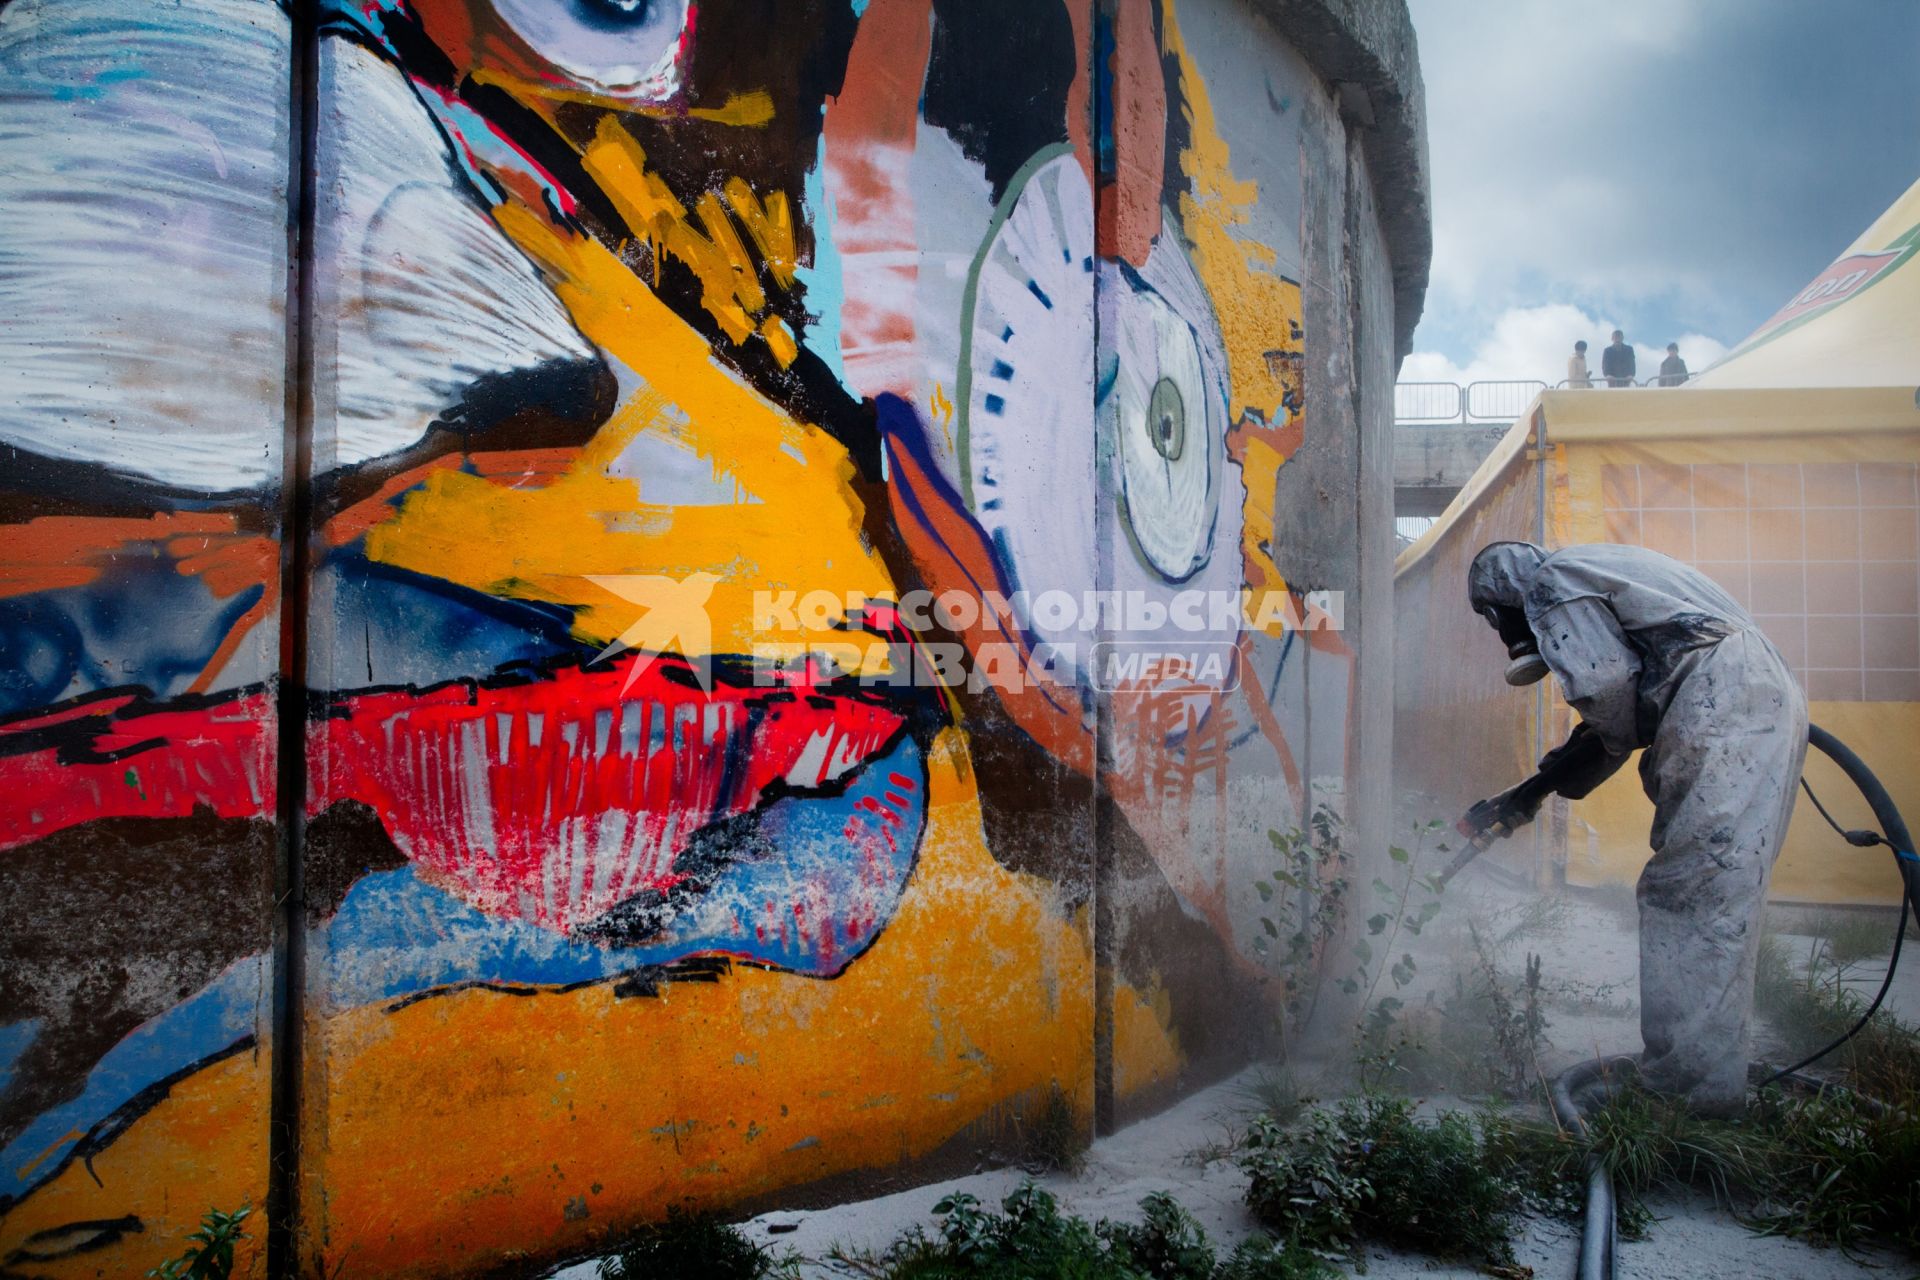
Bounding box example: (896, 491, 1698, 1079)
(1603, 329, 1637, 386)
(1567, 339, 1592, 388)
(1462, 540, 1806, 1115)
(1659, 342, 1690, 386)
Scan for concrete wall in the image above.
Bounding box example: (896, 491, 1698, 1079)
(0, 0, 1426, 1274)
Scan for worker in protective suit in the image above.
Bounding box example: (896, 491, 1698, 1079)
(1465, 541, 1807, 1114)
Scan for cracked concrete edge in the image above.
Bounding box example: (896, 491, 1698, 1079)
(1257, 0, 1432, 364)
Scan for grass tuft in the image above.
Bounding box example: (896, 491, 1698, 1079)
(597, 1208, 793, 1280)
(1485, 1079, 1920, 1255)
(1754, 927, 1920, 1103)
(1009, 1082, 1088, 1175)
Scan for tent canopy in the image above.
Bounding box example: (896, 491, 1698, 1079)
(1693, 175, 1920, 390)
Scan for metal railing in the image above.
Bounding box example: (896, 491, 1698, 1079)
(1396, 374, 1699, 425)
(1465, 379, 1547, 421)
(1555, 371, 1698, 389)
(1393, 381, 1464, 423)
(1394, 379, 1545, 425)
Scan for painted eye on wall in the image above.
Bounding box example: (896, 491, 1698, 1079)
(489, 0, 691, 99)
(1102, 233, 1231, 587)
(1115, 290, 1219, 581)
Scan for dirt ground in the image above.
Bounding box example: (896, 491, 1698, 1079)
(553, 868, 1917, 1279)
(550, 1065, 1902, 1278)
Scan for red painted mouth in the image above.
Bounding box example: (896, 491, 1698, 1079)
(0, 654, 910, 933)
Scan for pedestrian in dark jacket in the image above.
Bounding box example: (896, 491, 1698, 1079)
(1658, 343, 1688, 386)
(1603, 330, 1636, 387)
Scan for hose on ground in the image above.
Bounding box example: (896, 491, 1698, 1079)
(1550, 1055, 1636, 1280)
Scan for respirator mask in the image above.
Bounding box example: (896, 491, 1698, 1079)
(1481, 605, 1549, 687)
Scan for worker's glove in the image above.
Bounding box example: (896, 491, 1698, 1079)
(1460, 782, 1542, 844)
(1534, 722, 1619, 800)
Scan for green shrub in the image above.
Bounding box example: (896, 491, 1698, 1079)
(1211, 1234, 1341, 1280)
(834, 1183, 1334, 1280)
(1747, 1086, 1920, 1252)
(841, 1183, 1132, 1279)
(1487, 1080, 1920, 1256)
(1239, 1097, 1519, 1268)
(1102, 1192, 1215, 1278)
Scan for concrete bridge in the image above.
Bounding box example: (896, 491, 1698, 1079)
(1394, 420, 1510, 516)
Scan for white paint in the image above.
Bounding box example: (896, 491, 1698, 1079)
(312, 37, 599, 476)
(0, 4, 600, 491)
(490, 0, 689, 100)
(1111, 276, 1221, 581)
(0, 0, 291, 490)
(961, 151, 1098, 672)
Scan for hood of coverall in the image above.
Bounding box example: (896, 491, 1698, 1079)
(1467, 542, 1551, 685)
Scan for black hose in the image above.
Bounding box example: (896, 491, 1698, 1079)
(1756, 895, 1908, 1090)
(1550, 1056, 1636, 1280)
(1806, 724, 1920, 918)
(1751, 725, 1920, 1088)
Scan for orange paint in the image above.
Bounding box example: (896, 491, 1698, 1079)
(1096, 0, 1167, 265)
(0, 514, 279, 691)
(0, 513, 247, 598)
(884, 433, 1095, 778)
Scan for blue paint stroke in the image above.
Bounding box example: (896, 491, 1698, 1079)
(797, 130, 850, 386)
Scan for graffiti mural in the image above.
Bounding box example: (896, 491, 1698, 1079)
(0, 0, 1349, 1273)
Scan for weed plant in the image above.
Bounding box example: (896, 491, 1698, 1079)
(1238, 1096, 1521, 1270)
(147, 1205, 252, 1280)
(1010, 1083, 1088, 1174)
(830, 1183, 1335, 1279)
(1355, 924, 1547, 1099)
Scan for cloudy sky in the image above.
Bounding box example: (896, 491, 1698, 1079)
(1400, 0, 1920, 387)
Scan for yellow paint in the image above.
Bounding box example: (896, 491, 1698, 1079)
(1112, 976, 1184, 1102)
(0, 1052, 270, 1280)
(1162, 0, 1304, 633)
(7, 732, 1179, 1279)
(364, 203, 894, 666)
(579, 118, 799, 356)
(759, 315, 799, 368)
(723, 178, 799, 288)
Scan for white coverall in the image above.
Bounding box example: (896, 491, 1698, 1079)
(1468, 541, 1807, 1112)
